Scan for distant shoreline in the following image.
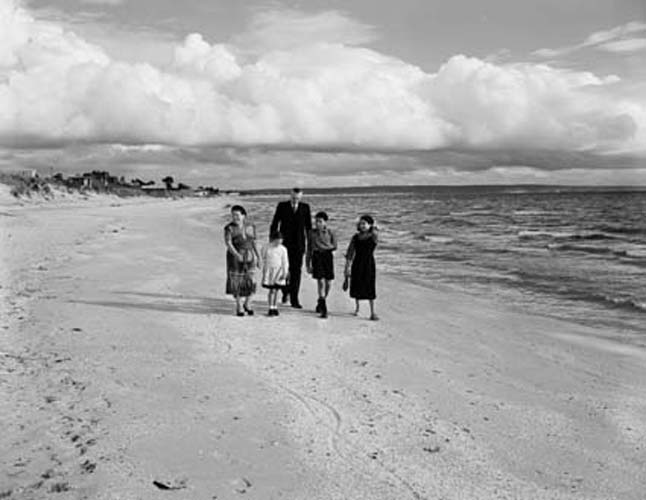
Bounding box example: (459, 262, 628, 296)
(238, 184, 646, 196)
(0, 171, 223, 201)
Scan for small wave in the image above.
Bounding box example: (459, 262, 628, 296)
(449, 210, 496, 217)
(416, 234, 454, 244)
(386, 229, 411, 237)
(547, 243, 646, 261)
(595, 224, 646, 236)
(379, 243, 403, 251)
(547, 243, 616, 255)
(553, 288, 646, 315)
(617, 246, 646, 259)
(519, 230, 574, 240)
(594, 295, 646, 313)
(570, 232, 618, 241)
(426, 236, 454, 244)
(437, 217, 478, 227)
(513, 210, 551, 216)
(510, 270, 646, 314)
(520, 230, 618, 241)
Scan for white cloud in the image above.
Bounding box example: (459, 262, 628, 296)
(597, 38, 646, 53)
(531, 47, 566, 58)
(79, 0, 124, 5)
(232, 8, 378, 52)
(582, 21, 646, 47)
(1, 0, 645, 157)
(173, 33, 241, 83)
(533, 21, 646, 58)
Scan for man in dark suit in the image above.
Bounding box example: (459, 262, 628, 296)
(270, 188, 312, 308)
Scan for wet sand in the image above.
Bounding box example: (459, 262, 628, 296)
(1, 193, 645, 499)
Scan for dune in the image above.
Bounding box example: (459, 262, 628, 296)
(1, 193, 644, 499)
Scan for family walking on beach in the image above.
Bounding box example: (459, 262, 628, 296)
(224, 188, 379, 320)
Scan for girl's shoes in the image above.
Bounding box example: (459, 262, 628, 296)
(267, 309, 279, 316)
(236, 310, 245, 317)
(369, 313, 379, 321)
(243, 305, 254, 316)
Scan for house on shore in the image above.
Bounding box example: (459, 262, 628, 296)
(63, 171, 120, 191)
(194, 186, 220, 197)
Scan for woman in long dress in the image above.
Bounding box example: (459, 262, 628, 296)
(224, 205, 260, 316)
(344, 214, 379, 320)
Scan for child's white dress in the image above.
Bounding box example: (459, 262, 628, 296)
(261, 244, 289, 288)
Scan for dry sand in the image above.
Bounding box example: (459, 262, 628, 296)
(1, 192, 645, 500)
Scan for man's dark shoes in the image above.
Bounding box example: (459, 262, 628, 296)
(319, 299, 328, 318)
(291, 302, 303, 309)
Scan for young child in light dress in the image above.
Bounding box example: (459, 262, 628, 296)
(261, 231, 290, 316)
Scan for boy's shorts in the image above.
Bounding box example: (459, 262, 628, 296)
(311, 251, 334, 280)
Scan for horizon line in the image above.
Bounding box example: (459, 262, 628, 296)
(235, 183, 646, 194)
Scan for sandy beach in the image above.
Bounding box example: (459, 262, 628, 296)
(1, 193, 645, 500)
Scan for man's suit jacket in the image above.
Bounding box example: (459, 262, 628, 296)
(270, 201, 312, 254)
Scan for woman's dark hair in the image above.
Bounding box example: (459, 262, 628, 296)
(315, 211, 328, 221)
(356, 214, 374, 231)
(270, 230, 283, 240)
(230, 205, 246, 216)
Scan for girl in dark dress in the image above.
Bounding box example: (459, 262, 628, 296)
(344, 214, 379, 320)
(224, 205, 260, 316)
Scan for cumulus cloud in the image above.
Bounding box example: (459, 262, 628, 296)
(1, 0, 645, 157)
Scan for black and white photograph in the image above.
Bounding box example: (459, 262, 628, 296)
(1, 0, 645, 498)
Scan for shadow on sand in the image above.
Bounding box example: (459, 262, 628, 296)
(70, 291, 237, 316)
(71, 290, 358, 319)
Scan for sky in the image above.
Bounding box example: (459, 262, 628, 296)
(1, 0, 645, 188)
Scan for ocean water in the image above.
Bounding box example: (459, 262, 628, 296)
(237, 186, 646, 343)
